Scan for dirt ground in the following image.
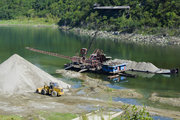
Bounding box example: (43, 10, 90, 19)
(0, 69, 180, 119)
(149, 92, 180, 107)
(0, 91, 180, 119)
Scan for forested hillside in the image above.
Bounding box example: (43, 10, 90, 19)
(0, 0, 179, 32)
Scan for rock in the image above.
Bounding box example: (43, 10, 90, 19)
(67, 27, 180, 46)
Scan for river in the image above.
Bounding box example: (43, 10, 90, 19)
(0, 26, 180, 111)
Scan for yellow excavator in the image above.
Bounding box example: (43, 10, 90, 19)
(36, 82, 64, 97)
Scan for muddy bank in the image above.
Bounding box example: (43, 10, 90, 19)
(149, 93, 180, 107)
(0, 91, 177, 120)
(0, 67, 179, 119)
(56, 69, 180, 119)
(0, 92, 179, 119)
(0, 93, 91, 116)
(0, 23, 58, 28)
(56, 69, 143, 99)
(146, 106, 180, 120)
(61, 27, 180, 46)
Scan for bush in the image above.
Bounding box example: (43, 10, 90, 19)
(118, 105, 153, 120)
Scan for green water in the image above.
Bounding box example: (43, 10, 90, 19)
(0, 26, 180, 110)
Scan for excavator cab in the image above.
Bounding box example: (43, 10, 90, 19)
(80, 48, 87, 57)
(49, 82, 59, 89)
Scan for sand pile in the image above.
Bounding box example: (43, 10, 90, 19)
(0, 54, 71, 95)
(106, 59, 160, 73)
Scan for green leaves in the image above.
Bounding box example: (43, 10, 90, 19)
(0, 0, 179, 30)
(120, 105, 153, 120)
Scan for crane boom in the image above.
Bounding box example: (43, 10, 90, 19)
(86, 31, 98, 55)
(25, 47, 72, 60)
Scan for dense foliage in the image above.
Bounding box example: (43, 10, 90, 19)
(0, 0, 179, 31)
(113, 105, 153, 120)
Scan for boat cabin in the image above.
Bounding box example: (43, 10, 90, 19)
(102, 63, 126, 74)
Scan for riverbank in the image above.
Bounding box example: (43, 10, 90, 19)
(56, 69, 180, 119)
(1, 20, 179, 46)
(0, 71, 179, 119)
(1, 18, 180, 46)
(61, 27, 180, 46)
(0, 18, 58, 28)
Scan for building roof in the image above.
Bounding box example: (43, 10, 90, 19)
(94, 6, 130, 10)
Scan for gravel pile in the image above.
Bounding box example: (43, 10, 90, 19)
(106, 59, 160, 73)
(0, 54, 71, 95)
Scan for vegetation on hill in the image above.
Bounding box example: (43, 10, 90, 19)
(0, 0, 179, 33)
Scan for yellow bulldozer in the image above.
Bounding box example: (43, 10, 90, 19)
(36, 82, 64, 97)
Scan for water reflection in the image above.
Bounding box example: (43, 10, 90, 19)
(152, 116, 173, 120)
(109, 76, 127, 82)
(112, 97, 141, 106)
(106, 84, 126, 89)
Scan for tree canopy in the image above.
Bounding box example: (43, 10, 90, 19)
(0, 0, 179, 31)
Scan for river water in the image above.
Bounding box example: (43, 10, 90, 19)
(0, 26, 180, 111)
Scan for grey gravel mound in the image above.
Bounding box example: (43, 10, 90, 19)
(0, 54, 71, 95)
(106, 59, 160, 73)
